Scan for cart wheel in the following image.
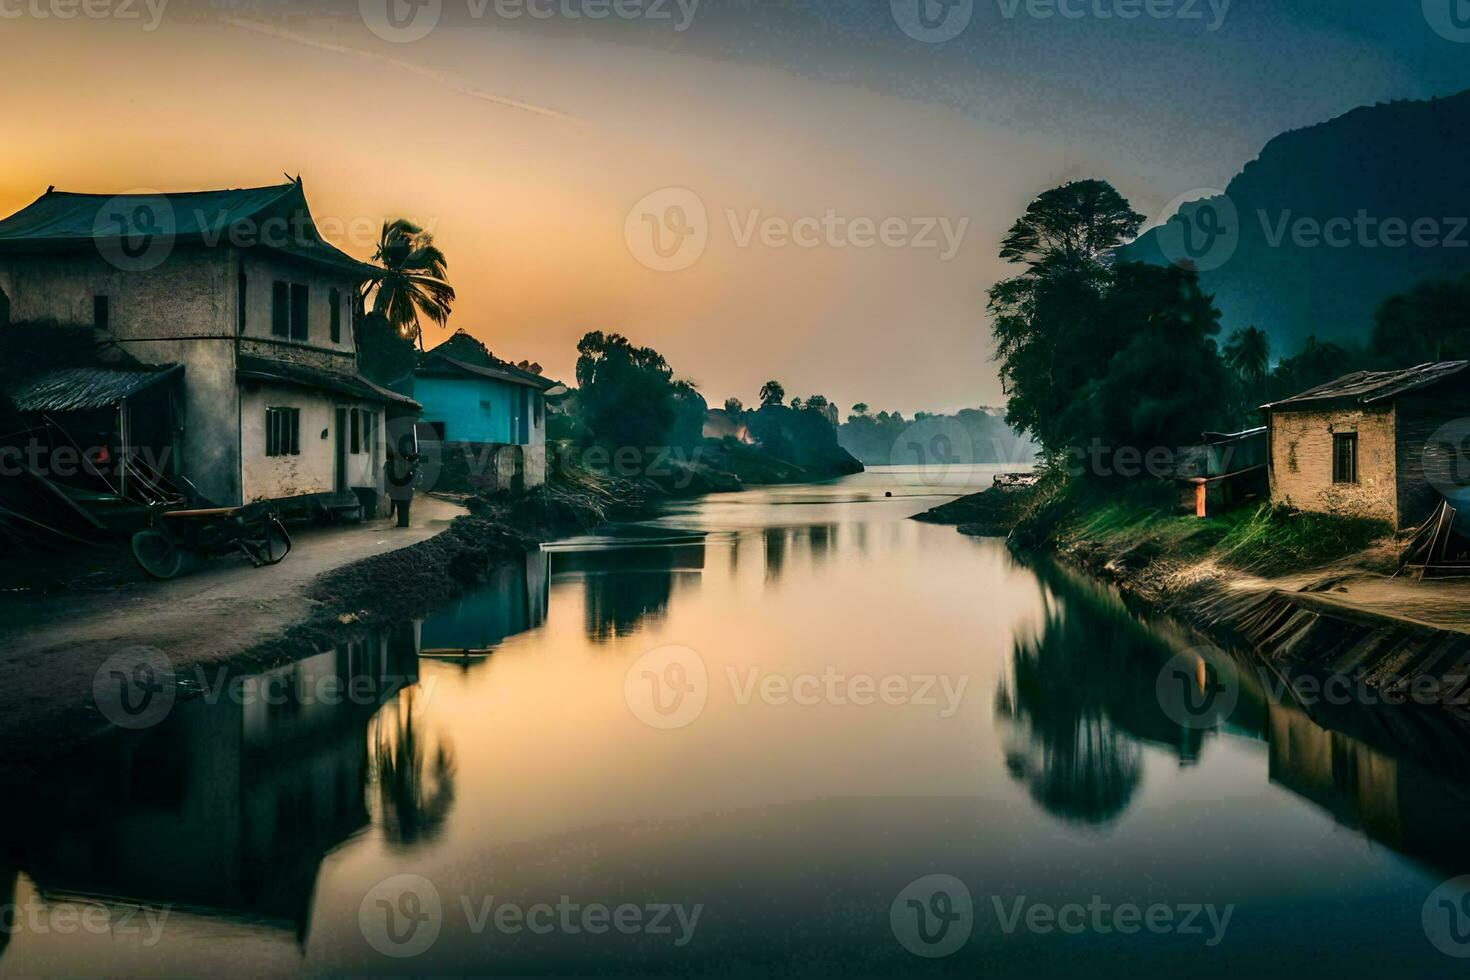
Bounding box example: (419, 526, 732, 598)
(260, 518, 291, 565)
(131, 528, 185, 580)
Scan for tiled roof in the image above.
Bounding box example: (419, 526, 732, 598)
(0, 182, 373, 276)
(1262, 361, 1470, 410)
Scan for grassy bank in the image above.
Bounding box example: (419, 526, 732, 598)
(1008, 478, 1395, 579)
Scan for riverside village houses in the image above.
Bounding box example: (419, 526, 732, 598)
(0, 180, 418, 516)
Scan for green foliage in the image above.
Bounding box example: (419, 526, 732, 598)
(758, 380, 785, 407)
(1015, 478, 1392, 576)
(355, 310, 418, 387)
(1267, 335, 1361, 400)
(573, 331, 703, 449)
(1371, 270, 1470, 366)
(363, 219, 456, 352)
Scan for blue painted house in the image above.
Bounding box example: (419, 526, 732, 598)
(409, 331, 560, 491)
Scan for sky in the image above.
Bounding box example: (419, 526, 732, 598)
(3, 0, 1469, 414)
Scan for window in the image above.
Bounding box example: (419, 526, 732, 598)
(1333, 431, 1358, 484)
(93, 294, 109, 331)
(329, 288, 341, 343)
(290, 283, 309, 340)
(272, 281, 289, 337)
(350, 407, 362, 454)
(237, 270, 247, 334)
(266, 407, 300, 457)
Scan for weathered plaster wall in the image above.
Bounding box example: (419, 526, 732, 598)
(1269, 405, 1397, 524)
(237, 251, 360, 356)
(239, 384, 383, 503)
(0, 247, 243, 504)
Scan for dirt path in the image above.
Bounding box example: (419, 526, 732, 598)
(0, 495, 466, 754)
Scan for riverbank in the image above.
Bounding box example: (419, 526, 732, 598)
(917, 477, 1470, 723)
(0, 482, 611, 778)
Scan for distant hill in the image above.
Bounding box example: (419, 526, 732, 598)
(837, 408, 1036, 467)
(1121, 89, 1470, 356)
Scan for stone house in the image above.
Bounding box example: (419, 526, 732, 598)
(0, 181, 417, 515)
(406, 330, 559, 492)
(1261, 361, 1470, 528)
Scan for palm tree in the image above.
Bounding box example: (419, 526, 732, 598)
(362, 219, 456, 351)
(758, 380, 785, 407)
(1224, 326, 1271, 384)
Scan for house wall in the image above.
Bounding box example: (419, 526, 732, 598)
(1396, 391, 1470, 529)
(0, 247, 242, 504)
(0, 245, 375, 507)
(236, 250, 359, 357)
(1268, 405, 1397, 524)
(414, 377, 545, 446)
(239, 382, 383, 503)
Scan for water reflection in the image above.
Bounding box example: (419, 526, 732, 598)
(1, 626, 422, 941)
(554, 539, 706, 642)
(998, 558, 1470, 871)
(370, 685, 457, 850)
(419, 550, 549, 665)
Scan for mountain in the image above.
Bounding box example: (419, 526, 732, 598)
(837, 408, 1036, 467)
(1121, 89, 1470, 357)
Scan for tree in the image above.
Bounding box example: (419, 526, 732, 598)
(355, 309, 417, 387)
(758, 380, 785, 407)
(988, 179, 1145, 457)
(574, 331, 697, 449)
(1224, 326, 1271, 384)
(789, 396, 802, 410)
(803, 394, 829, 412)
(362, 219, 456, 351)
(1269, 335, 1360, 401)
(850, 403, 869, 417)
(1371, 272, 1470, 367)
(723, 397, 743, 415)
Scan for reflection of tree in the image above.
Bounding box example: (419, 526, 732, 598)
(763, 527, 787, 583)
(996, 561, 1207, 825)
(0, 859, 14, 963)
(370, 687, 456, 850)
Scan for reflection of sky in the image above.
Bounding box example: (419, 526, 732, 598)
(3, 3, 1466, 411)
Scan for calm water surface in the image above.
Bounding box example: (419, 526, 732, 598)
(4, 466, 1470, 976)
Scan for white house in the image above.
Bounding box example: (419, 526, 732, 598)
(0, 180, 417, 516)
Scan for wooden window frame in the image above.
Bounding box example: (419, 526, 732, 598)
(1332, 431, 1358, 485)
(289, 283, 309, 341)
(329, 288, 341, 344)
(266, 407, 301, 457)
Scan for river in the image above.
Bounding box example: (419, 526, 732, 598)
(3, 467, 1469, 976)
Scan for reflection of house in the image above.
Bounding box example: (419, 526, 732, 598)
(0, 181, 418, 513)
(6, 627, 418, 938)
(1261, 361, 1470, 528)
(407, 330, 558, 493)
(419, 549, 548, 656)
